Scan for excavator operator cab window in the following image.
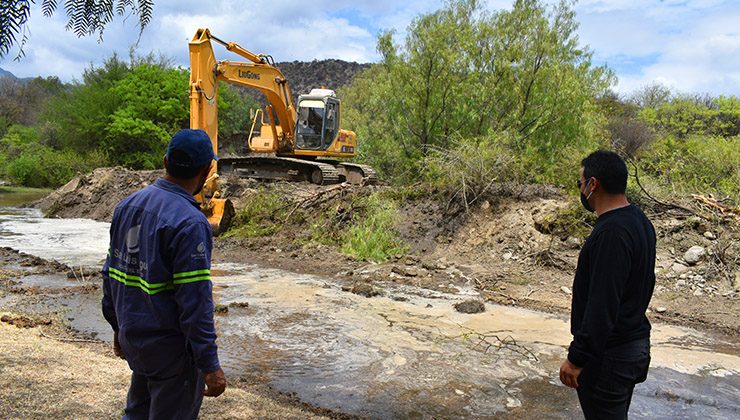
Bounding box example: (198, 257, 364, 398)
(296, 99, 328, 150)
(323, 99, 338, 148)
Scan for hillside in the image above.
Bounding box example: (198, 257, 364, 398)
(0, 67, 16, 79)
(244, 59, 371, 103)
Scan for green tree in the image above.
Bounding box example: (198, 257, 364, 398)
(103, 62, 189, 168)
(343, 0, 613, 185)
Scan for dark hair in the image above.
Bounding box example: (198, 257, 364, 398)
(166, 150, 209, 179)
(581, 150, 628, 194)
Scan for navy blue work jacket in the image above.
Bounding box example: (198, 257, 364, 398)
(102, 178, 220, 375)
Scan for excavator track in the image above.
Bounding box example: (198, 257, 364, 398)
(335, 162, 378, 185)
(219, 155, 340, 185)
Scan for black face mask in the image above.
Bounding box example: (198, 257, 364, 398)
(580, 179, 594, 212)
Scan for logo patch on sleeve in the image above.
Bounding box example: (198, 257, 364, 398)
(126, 225, 141, 253)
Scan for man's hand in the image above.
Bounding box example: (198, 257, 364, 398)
(113, 331, 125, 360)
(559, 358, 582, 389)
(204, 368, 226, 397)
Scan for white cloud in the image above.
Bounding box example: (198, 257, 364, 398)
(575, 0, 740, 96)
(0, 0, 738, 96)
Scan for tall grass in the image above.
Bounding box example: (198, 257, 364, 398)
(341, 194, 408, 262)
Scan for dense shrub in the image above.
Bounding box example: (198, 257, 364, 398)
(341, 194, 407, 262)
(639, 134, 740, 198)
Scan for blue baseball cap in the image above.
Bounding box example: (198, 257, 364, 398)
(166, 129, 217, 169)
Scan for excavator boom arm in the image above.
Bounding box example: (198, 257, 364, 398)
(188, 28, 296, 150)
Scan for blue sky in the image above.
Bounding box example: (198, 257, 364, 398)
(2, 0, 739, 96)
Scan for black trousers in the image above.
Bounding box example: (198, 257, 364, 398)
(576, 338, 651, 420)
(122, 353, 205, 420)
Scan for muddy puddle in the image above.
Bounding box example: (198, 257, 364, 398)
(0, 205, 738, 418)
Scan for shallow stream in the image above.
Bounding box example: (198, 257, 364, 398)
(0, 199, 738, 419)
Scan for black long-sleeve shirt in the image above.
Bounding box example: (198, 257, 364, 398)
(568, 204, 656, 367)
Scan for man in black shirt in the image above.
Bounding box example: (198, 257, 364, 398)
(559, 150, 656, 419)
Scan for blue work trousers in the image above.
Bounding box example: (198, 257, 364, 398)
(576, 338, 651, 420)
(122, 352, 204, 420)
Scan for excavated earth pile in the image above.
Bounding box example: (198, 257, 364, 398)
(34, 167, 162, 222)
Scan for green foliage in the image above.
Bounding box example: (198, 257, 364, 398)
(423, 134, 515, 205)
(102, 62, 190, 168)
(341, 194, 408, 262)
(216, 82, 260, 154)
(639, 94, 740, 139)
(225, 192, 286, 238)
(638, 134, 740, 198)
(0, 125, 107, 187)
(534, 200, 595, 242)
(342, 0, 613, 187)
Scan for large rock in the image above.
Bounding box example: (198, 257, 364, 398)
(683, 246, 706, 265)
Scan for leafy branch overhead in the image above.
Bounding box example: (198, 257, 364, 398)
(0, 0, 154, 59)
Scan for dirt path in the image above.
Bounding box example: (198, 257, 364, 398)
(0, 313, 334, 419)
(0, 247, 337, 419)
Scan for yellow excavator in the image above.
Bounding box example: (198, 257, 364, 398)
(188, 28, 375, 234)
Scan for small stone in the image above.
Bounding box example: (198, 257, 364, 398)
(560, 286, 572, 295)
(481, 200, 491, 211)
(351, 283, 382, 298)
(683, 246, 706, 265)
(421, 261, 437, 270)
(693, 289, 704, 297)
(675, 279, 687, 288)
(672, 263, 690, 274)
(565, 237, 582, 250)
(454, 300, 486, 314)
(214, 304, 229, 314)
(703, 231, 716, 240)
(655, 307, 667, 313)
(455, 389, 465, 395)
(503, 252, 513, 260)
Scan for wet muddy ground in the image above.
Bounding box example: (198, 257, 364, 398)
(2, 198, 739, 418)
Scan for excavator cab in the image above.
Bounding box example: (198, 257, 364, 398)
(295, 89, 339, 150)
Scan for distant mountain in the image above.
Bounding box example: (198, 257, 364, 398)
(277, 59, 371, 99)
(240, 59, 372, 104)
(0, 67, 17, 79)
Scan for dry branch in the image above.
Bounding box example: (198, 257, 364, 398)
(437, 325, 539, 362)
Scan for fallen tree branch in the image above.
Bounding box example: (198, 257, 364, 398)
(438, 325, 539, 362)
(628, 159, 706, 219)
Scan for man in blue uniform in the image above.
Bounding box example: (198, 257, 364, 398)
(560, 150, 656, 419)
(102, 129, 226, 419)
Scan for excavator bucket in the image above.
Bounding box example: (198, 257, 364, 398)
(202, 198, 235, 236)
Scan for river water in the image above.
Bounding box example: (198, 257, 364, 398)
(0, 197, 738, 419)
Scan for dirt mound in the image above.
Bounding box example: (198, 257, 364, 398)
(35, 167, 162, 222)
(1, 314, 52, 328)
